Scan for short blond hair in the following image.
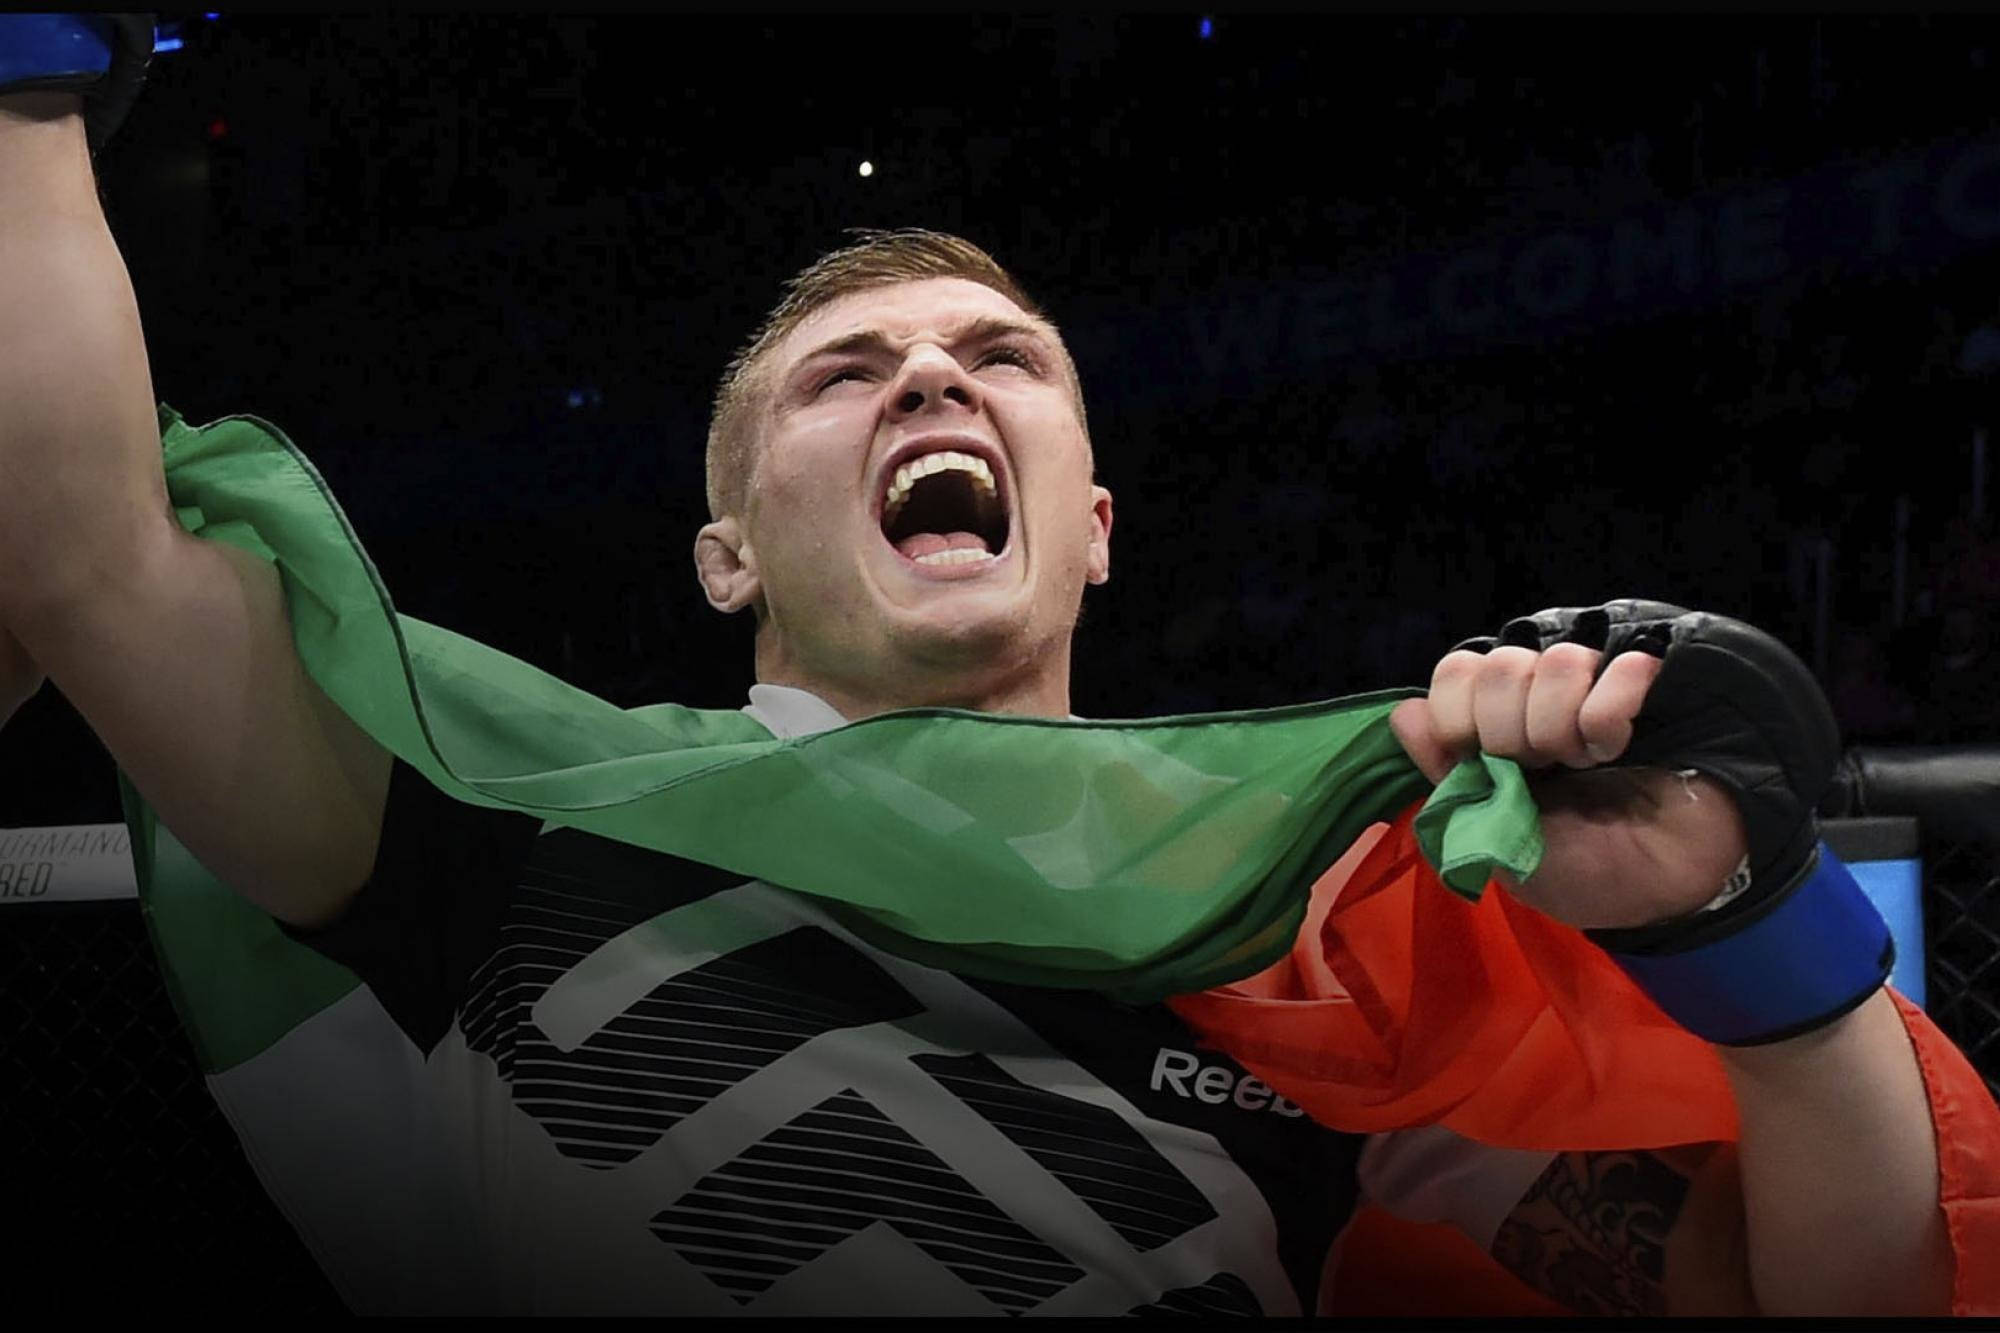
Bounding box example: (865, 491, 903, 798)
(704, 228, 1083, 520)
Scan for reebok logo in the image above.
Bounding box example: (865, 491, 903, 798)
(1149, 1047, 1304, 1117)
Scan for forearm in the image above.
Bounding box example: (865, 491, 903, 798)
(0, 93, 173, 623)
(1720, 987, 1952, 1315)
(0, 93, 391, 925)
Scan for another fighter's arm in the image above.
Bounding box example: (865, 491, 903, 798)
(0, 94, 389, 927)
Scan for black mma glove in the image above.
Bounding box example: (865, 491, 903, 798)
(0, 14, 154, 151)
(1456, 599, 1894, 1045)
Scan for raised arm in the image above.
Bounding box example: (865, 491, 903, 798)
(1391, 602, 1958, 1315)
(0, 82, 389, 927)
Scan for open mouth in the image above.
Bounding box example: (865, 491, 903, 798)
(879, 450, 1010, 568)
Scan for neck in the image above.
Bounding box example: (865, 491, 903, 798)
(754, 643, 1075, 722)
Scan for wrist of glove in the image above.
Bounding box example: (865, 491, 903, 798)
(0, 14, 154, 151)
(1456, 600, 1894, 1046)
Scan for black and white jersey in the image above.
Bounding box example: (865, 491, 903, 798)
(258, 686, 1370, 1315)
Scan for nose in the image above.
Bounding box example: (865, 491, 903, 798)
(885, 344, 981, 422)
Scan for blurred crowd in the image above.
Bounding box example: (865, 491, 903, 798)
(1837, 518, 2000, 744)
(71, 16, 2000, 751)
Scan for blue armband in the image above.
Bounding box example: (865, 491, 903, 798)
(1597, 842, 1895, 1046)
(0, 15, 115, 89)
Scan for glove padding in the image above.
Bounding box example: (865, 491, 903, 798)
(0, 14, 154, 151)
(1454, 598, 1839, 952)
(86, 14, 153, 151)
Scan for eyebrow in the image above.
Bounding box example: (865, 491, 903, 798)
(791, 315, 1055, 371)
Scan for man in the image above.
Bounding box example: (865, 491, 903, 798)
(0, 19, 1985, 1316)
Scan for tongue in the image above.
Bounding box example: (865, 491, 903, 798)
(895, 531, 991, 560)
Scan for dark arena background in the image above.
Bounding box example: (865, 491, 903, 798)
(3, 13, 1997, 1313)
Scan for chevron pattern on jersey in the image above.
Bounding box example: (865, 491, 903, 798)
(460, 876, 922, 1168)
(1124, 1270, 1261, 1316)
(650, 1088, 1086, 1310)
(911, 1050, 1218, 1250)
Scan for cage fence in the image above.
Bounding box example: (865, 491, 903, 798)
(4, 903, 345, 1313)
(1926, 834, 2000, 1102)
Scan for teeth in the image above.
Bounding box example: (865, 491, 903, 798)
(912, 547, 993, 566)
(881, 450, 999, 515)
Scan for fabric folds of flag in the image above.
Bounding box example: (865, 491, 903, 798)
(131, 405, 1543, 1075)
(1169, 807, 2000, 1315)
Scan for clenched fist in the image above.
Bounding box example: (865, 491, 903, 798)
(1390, 638, 1749, 932)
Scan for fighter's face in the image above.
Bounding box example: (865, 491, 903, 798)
(699, 278, 1112, 712)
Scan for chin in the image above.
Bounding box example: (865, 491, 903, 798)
(888, 588, 1063, 669)
(894, 606, 1029, 663)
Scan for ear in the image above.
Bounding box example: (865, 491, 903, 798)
(1085, 484, 1114, 586)
(694, 517, 763, 614)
